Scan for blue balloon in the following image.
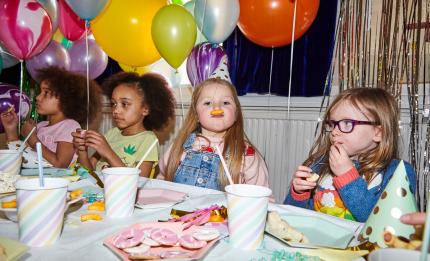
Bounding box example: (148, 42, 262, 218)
(65, 0, 110, 20)
(194, 0, 239, 44)
(0, 55, 3, 75)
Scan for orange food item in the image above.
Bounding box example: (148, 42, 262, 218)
(210, 109, 224, 116)
(2, 199, 16, 208)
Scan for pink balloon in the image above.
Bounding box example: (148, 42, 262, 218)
(0, 0, 53, 59)
(68, 38, 108, 79)
(58, 0, 86, 41)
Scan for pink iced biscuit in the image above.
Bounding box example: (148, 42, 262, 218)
(112, 228, 145, 249)
(159, 251, 191, 259)
(179, 235, 207, 249)
(150, 228, 178, 246)
(123, 244, 150, 254)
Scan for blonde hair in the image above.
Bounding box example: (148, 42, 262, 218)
(164, 78, 248, 188)
(306, 88, 399, 182)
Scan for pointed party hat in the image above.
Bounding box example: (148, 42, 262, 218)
(208, 56, 231, 83)
(359, 161, 418, 247)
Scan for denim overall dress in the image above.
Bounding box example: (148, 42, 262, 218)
(173, 133, 221, 190)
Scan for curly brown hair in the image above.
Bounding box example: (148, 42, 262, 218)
(102, 72, 175, 131)
(37, 66, 102, 126)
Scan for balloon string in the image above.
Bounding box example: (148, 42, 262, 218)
(85, 20, 90, 130)
(287, 0, 298, 118)
(19, 60, 24, 134)
(267, 47, 274, 106)
(177, 71, 185, 124)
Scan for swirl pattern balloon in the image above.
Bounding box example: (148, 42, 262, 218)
(186, 42, 227, 88)
(0, 84, 31, 133)
(0, 0, 53, 59)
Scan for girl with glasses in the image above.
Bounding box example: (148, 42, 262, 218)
(284, 88, 416, 222)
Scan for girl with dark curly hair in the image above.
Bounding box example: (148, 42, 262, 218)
(0, 66, 102, 168)
(72, 72, 175, 177)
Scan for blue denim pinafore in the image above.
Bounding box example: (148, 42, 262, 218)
(173, 133, 221, 190)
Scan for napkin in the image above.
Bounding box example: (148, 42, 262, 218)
(0, 236, 29, 261)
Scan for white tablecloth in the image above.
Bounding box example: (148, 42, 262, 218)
(0, 178, 364, 261)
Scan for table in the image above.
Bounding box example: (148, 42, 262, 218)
(0, 178, 364, 261)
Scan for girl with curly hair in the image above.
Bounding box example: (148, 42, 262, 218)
(0, 66, 102, 168)
(72, 72, 175, 177)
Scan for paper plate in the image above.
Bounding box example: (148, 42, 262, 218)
(266, 215, 355, 249)
(135, 188, 187, 209)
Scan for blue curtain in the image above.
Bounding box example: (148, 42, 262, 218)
(224, 0, 338, 97)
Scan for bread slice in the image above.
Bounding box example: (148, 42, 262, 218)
(265, 211, 309, 243)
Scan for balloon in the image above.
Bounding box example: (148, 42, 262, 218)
(26, 41, 71, 82)
(152, 5, 196, 69)
(170, 0, 184, 5)
(58, 0, 86, 41)
(38, 0, 59, 31)
(238, 0, 320, 48)
(65, 0, 110, 20)
(68, 38, 108, 79)
(0, 44, 20, 68)
(0, 84, 31, 133)
(194, 0, 239, 44)
(183, 0, 207, 45)
(119, 63, 151, 75)
(91, 0, 165, 67)
(0, 0, 53, 60)
(186, 42, 227, 87)
(0, 56, 2, 75)
(52, 29, 73, 49)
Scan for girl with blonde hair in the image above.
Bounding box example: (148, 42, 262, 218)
(159, 78, 269, 191)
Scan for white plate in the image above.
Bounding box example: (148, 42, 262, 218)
(266, 215, 355, 249)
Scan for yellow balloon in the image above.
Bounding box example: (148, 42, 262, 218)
(119, 63, 151, 75)
(91, 0, 165, 67)
(151, 5, 196, 69)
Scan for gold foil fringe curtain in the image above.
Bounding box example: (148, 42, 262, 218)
(325, 0, 429, 209)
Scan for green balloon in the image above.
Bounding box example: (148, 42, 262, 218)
(151, 5, 196, 69)
(171, 0, 184, 5)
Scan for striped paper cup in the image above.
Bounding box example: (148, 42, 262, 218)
(16, 178, 69, 247)
(226, 184, 272, 250)
(0, 149, 23, 175)
(103, 167, 139, 218)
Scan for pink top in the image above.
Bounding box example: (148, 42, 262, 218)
(158, 135, 270, 188)
(37, 119, 81, 166)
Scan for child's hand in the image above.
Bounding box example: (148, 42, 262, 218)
(21, 119, 38, 147)
(84, 130, 113, 158)
(329, 143, 354, 176)
(291, 166, 317, 193)
(72, 129, 87, 152)
(0, 108, 18, 133)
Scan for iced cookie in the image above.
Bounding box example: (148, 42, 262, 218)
(306, 173, 319, 182)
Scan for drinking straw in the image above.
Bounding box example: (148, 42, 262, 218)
(215, 145, 234, 185)
(419, 192, 430, 261)
(36, 142, 44, 187)
(18, 126, 36, 152)
(135, 139, 159, 169)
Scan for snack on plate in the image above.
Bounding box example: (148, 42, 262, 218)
(80, 213, 103, 222)
(69, 189, 83, 200)
(1, 198, 16, 208)
(306, 173, 320, 182)
(88, 201, 105, 211)
(0, 173, 19, 194)
(266, 211, 309, 244)
(383, 231, 422, 250)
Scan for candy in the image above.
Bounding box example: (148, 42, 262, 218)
(88, 201, 105, 211)
(192, 227, 220, 241)
(112, 228, 146, 249)
(1, 199, 16, 208)
(150, 228, 178, 246)
(69, 189, 83, 200)
(179, 235, 207, 249)
(123, 244, 150, 255)
(80, 213, 103, 222)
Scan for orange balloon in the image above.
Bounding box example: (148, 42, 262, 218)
(238, 0, 319, 48)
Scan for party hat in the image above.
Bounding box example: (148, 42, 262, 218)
(359, 161, 418, 247)
(209, 56, 231, 83)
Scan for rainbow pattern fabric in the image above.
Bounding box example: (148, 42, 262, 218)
(0, 150, 22, 175)
(104, 172, 138, 218)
